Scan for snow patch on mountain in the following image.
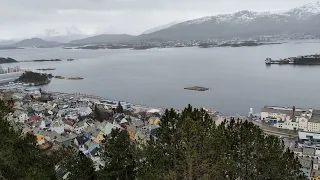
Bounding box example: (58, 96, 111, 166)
(183, 1, 320, 25)
(287, 1, 320, 19)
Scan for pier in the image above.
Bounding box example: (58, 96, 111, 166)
(265, 54, 320, 65)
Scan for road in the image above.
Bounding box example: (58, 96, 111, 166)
(216, 116, 298, 138)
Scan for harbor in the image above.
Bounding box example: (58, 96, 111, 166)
(265, 54, 320, 65)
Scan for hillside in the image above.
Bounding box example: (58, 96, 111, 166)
(140, 1, 320, 40)
(69, 34, 136, 44)
(13, 38, 58, 47)
(0, 57, 18, 64)
(142, 21, 179, 34)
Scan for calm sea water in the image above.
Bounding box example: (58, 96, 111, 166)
(1, 41, 320, 115)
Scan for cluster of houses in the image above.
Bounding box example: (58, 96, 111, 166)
(260, 106, 320, 179)
(1, 88, 163, 170)
(293, 132, 320, 180)
(261, 106, 320, 133)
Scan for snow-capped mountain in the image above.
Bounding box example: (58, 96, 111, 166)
(141, 1, 320, 40)
(39, 26, 88, 43)
(183, 1, 320, 25)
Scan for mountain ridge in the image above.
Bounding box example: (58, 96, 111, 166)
(140, 1, 320, 40)
(69, 34, 136, 44)
(13, 38, 59, 47)
(142, 21, 180, 34)
(8, 1, 320, 45)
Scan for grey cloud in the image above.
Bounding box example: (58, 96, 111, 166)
(0, 0, 317, 39)
(3, 0, 311, 12)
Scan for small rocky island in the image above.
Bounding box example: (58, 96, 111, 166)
(184, 86, 209, 91)
(54, 76, 65, 79)
(0, 57, 18, 64)
(31, 59, 62, 62)
(36, 68, 56, 71)
(15, 71, 52, 86)
(68, 77, 84, 80)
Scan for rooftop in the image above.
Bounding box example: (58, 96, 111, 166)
(298, 157, 312, 169)
(303, 147, 315, 156)
(261, 106, 304, 116)
(309, 115, 320, 123)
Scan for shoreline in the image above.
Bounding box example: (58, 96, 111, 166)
(43, 91, 220, 116)
(43, 90, 168, 111)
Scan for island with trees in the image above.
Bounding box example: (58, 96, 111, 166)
(15, 71, 52, 85)
(0, 57, 18, 64)
(198, 41, 282, 48)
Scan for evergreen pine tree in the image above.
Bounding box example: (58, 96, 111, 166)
(139, 105, 306, 180)
(116, 102, 124, 114)
(99, 128, 136, 180)
(60, 151, 96, 180)
(0, 100, 56, 180)
(94, 105, 103, 122)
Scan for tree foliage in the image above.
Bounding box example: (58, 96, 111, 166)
(16, 71, 51, 85)
(60, 150, 96, 180)
(138, 105, 306, 180)
(0, 100, 56, 180)
(116, 102, 124, 114)
(99, 128, 136, 180)
(94, 105, 103, 122)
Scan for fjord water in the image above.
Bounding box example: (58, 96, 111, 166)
(1, 41, 320, 115)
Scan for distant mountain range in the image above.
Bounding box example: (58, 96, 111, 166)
(0, 57, 18, 64)
(141, 21, 180, 34)
(41, 34, 88, 44)
(13, 38, 58, 47)
(0, 40, 17, 46)
(140, 1, 320, 40)
(70, 1, 320, 43)
(40, 27, 89, 43)
(4, 1, 320, 46)
(69, 34, 136, 44)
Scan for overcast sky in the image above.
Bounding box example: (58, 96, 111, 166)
(0, 0, 317, 39)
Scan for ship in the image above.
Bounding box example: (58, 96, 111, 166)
(293, 55, 320, 65)
(265, 58, 292, 64)
(265, 54, 320, 65)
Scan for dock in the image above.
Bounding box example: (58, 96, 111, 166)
(265, 54, 320, 65)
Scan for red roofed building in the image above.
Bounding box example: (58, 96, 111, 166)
(30, 115, 40, 121)
(65, 119, 76, 127)
(64, 119, 76, 131)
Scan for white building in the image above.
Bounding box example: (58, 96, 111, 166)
(18, 113, 29, 123)
(299, 131, 320, 142)
(261, 106, 320, 133)
(275, 121, 299, 130)
(261, 106, 304, 131)
(77, 107, 92, 117)
(298, 116, 309, 132)
(261, 106, 304, 122)
(307, 111, 320, 133)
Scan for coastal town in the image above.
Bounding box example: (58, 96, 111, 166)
(1, 81, 320, 178)
(2, 60, 320, 178)
(2, 0, 320, 179)
(0, 86, 168, 170)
